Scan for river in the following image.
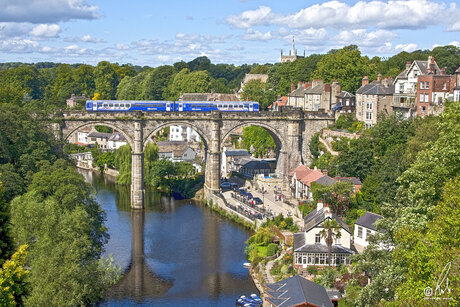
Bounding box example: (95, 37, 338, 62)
(78, 169, 258, 306)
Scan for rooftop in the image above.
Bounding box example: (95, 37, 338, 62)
(264, 275, 333, 307)
(355, 212, 383, 231)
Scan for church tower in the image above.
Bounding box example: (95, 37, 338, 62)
(281, 36, 304, 63)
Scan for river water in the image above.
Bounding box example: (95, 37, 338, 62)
(78, 169, 257, 306)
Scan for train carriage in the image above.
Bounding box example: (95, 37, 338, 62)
(86, 100, 259, 113)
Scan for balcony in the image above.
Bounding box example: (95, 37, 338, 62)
(391, 96, 416, 109)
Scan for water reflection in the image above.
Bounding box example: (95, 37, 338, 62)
(105, 210, 173, 302)
(78, 169, 257, 306)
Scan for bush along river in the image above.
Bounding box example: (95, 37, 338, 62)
(77, 169, 258, 306)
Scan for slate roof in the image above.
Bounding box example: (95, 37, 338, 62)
(289, 86, 306, 97)
(336, 177, 362, 186)
(294, 232, 353, 254)
(242, 160, 271, 170)
(414, 60, 440, 75)
(264, 275, 333, 307)
(355, 212, 383, 231)
(88, 131, 112, 139)
(304, 84, 325, 95)
(315, 175, 336, 186)
(303, 208, 350, 233)
(108, 132, 126, 142)
(356, 81, 394, 95)
(336, 91, 355, 98)
(224, 149, 250, 157)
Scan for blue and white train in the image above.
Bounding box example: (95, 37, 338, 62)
(86, 100, 259, 112)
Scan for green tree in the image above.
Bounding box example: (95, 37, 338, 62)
(241, 79, 265, 104)
(0, 176, 13, 265)
(114, 144, 132, 185)
(10, 160, 113, 306)
(95, 61, 119, 99)
(241, 126, 276, 158)
(313, 45, 370, 93)
(0, 245, 29, 306)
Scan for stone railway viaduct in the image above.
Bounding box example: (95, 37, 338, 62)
(55, 109, 334, 209)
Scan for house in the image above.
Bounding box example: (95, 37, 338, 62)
(334, 91, 356, 115)
(392, 57, 445, 119)
(221, 148, 251, 176)
(356, 75, 394, 128)
(108, 132, 127, 150)
(286, 80, 340, 112)
(87, 131, 112, 150)
(169, 125, 200, 142)
(269, 96, 288, 111)
(157, 141, 201, 172)
(294, 202, 353, 268)
(290, 165, 313, 199)
(66, 94, 87, 108)
(68, 126, 92, 145)
(353, 212, 383, 253)
(69, 152, 93, 169)
(280, 37, 305, 63)
(240, 160, 271, 178)
(263, 275, 333, 307)
(454, 67, 460, 102)
(304, 80, 341, 112)
(416, 61, 458, 117)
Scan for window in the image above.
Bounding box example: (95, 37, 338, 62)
(425, 81, 429, 89)
(335, 237, 341, 245)
(443, 83, 447, 90)
(366, 102, 373, 110)
(366, 229, 372, 241)
(425, 94, 429, 102)
(315, 234, 321, 243)
(420, 94, 424, 102)
(420, 81, 424, 89)
(357, 226, 363, 238)
(366, 112, 373, 120)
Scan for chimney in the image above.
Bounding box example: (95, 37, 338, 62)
(291, 83, 295, 92)
(406, 61, 411, 70)
(324, 84, 331, 92)
(324, 204, 332, 218)
(362, 76, 369, 87)
(322, 169, 328, 176)
(298, 81, 302, 89)
(304, 82, 312, 89)
(312, 79, 323, 87)
(441, 67, 446, 75)
(317, 201, 324, 211)
(377, 73, 382, 82)
(314, 166, 317, 171)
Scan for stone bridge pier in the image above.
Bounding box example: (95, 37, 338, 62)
(57, 110, 334, 209)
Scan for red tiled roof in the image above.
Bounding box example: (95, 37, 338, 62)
(300, 170, 324, 186)
(290, 165, 310, 177)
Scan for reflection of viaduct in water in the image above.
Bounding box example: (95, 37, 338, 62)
(57, 110, 334, 208)
(105, 210, 173, 302)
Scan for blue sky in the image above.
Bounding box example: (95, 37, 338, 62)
(0, 0, 459, 66)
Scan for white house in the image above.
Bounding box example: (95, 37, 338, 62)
(293, 203, 353, 269)
(76, 126, 92, 145)
(108, 132, 128, 150)
(221, 148, 251, 176)
(353, 212, 383, 253)
(69, 152, 93, 169)
(169, 125, 200, 142)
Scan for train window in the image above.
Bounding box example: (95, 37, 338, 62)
(103, 104, 107, 108)
(120, 104, 124, 107)
(126, 104, 131, 108)
(223, 104, 228, 108)
(239, 104, 243, 108)
(136, 104, 140, 107)
(109, 104, 113, 107)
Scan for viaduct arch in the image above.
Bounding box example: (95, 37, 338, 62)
(57, 110, 334, 209)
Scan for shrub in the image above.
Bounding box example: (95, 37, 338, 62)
(266, 243, 278, 257)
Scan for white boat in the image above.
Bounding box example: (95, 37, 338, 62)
(243, 262, 251, 268)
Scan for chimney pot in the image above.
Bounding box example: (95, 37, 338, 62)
(362, 76, 369, 87)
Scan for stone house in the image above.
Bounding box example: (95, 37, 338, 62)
(294, 203, 353, 268)
(286, 80, 340, 112)
(353, 212, 383, 253)
(356, 76, 394, 128)
(454, 67, 460, 102)
(287, 81, 311, 109)
(334, 91, 356, 115)
(87, 131, 112, 150)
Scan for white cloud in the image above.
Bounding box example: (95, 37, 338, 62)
(0, 0, 99, 23)
(448, 41, 460, 47)
(157, 55, 171, 62)
(227, 6, 274, 29)
(335, 29, 397, 47)
(0, 22, 31, 38)
(242, 29, 273, 41)
(41, 46, 53, 52)
(81, 34, 104, 43)
(30, 24, 61, 37)
(0, 39, 39, 52)
(115, 43, 129, 50)
(228, 1, 460, 31)
(395, 43, 418, 52)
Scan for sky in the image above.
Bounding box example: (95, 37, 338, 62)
(0, 0, 459, 67)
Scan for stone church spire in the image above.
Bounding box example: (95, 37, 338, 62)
(291, 36, 296, 56)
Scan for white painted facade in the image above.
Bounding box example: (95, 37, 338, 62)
(169, 125, 200, 142)
(353, 225, 376, 250)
